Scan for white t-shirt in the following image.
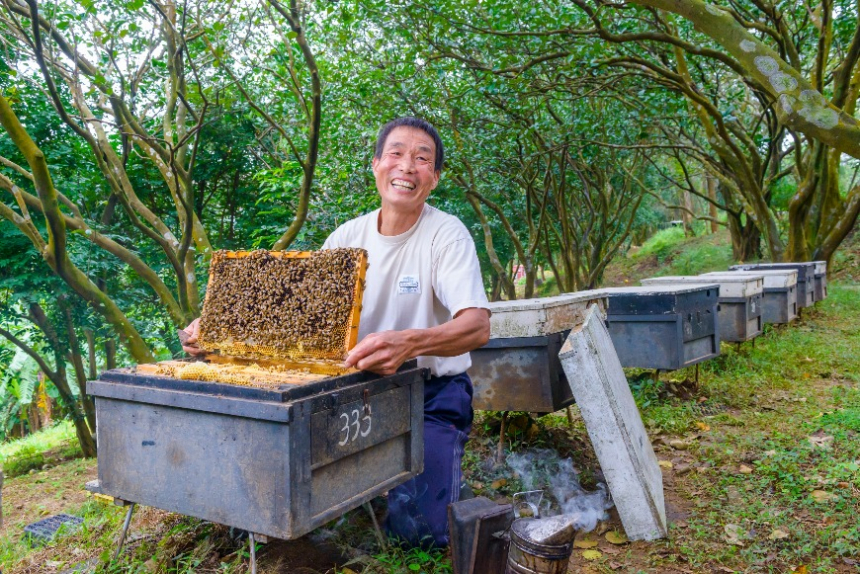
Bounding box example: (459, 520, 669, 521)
(322, 204, 490, 377)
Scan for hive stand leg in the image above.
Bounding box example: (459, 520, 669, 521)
(249, 532, 257, 574)
(496, 412, 508, 464)
(112, 503, 136, 561)
(363, 501, 388, 551)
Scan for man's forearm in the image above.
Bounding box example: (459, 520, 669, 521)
(404, 308, 490, 358)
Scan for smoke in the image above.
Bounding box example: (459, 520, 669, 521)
(506, 448, 613, 535)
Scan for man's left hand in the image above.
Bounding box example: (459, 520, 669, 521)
(344, 330, 415, 375)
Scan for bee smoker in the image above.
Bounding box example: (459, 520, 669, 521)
(505, 491, 574, 574)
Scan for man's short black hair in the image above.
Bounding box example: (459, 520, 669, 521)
(374, 117, 444, 172)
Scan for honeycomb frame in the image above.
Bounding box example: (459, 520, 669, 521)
(195, 248, 368, 374)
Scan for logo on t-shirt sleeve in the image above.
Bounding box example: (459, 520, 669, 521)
(397, 274, 421, 294)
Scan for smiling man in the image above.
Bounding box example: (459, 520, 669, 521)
(322, 117, 491, 547)
(183, 117, 490, 548)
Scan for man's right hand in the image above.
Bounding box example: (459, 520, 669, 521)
(181, 317, 208, 357)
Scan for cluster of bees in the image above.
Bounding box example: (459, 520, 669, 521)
(197, 248, 367, 363)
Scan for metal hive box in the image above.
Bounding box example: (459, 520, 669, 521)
(641, 275, 764, 343)
(468, 292, 607, 412)
(596, 285, 720, 371)
(729, 262, 815, 308)
(813, 261, 828, 301)
(88, 249, 427, 540)
(708, 270, 798, 324)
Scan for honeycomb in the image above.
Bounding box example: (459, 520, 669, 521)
(136, 248, 368, 389)
(197, 248, 367, 364)
(140, 360, 328, 389)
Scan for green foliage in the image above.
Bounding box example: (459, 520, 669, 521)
(0, 421, 78, 476)
(633, 227, 687, 261)
(368, 546, 452, 573)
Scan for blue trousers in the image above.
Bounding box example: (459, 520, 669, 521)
(385, 372, 473, 548)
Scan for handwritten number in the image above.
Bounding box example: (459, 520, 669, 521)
(337, 407, 373, 445)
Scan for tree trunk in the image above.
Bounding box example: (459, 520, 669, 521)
(707, 176, 719, 234)
(726, 212, 762, 261)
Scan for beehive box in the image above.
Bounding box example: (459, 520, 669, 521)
(729, 262, 815, 308)
(87, 249, 427, 540)
(706, 269, 798, 324)
(641, 275, 764, 342)
(813, 261, 827, 301)
(595, 285, 720, 371)
(468, 292, 607, 412)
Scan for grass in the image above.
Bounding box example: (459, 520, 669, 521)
(602, 229, 735, 287)
(0, 420, 81, 477)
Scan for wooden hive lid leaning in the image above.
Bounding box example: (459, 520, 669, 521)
(703, 269, 796, 289)
(196, 248, 368, 373)
(487, 291, 607, 338)
(641, 275, 763, 298)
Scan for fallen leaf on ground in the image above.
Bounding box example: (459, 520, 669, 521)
(609, 561, 623, 570)
(724, 523, 745, 546)
(581, 550, 602, 561)
(768, 529, 790, 540)
(668, 439, 689, 450)
(792, 566, 808, 574)
(574, 534, 599, 549)
(658, 460, 673, 469)
(810, 490, 838, 503)
(491, 478, 507, 489)
(739, 464, 753, 474)
(695, 422, 710, 431)
(605, 531, 629, 545)
(807, 432, 834, 449)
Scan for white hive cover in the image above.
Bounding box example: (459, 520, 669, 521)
(703, 270, 796, 289)
(641, 275, 763, 298)
(813, 260, 827, 274)
(594, 284, 720, 296)
(487, 291, 607, 338)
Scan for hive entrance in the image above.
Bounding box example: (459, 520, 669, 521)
(137, 248, 368, 387)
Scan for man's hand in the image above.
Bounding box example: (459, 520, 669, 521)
(344, 330, 415, 376)
(181, 317, 208, 357)
(343, 307, 490, 375)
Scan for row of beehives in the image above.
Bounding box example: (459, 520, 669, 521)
(467, 261, 827, 414)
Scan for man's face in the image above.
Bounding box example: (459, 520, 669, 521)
(372, 126, 440, 214)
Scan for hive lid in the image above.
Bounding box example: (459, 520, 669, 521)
(487, 292, 607, 338)
(813, 260, 827, 274)
(594, 284, 720, 296)
(704, 270, 796, 289)
(641, 275, 763, 298)
(196, 249, 367, 368)
(729, 262, 813, 281)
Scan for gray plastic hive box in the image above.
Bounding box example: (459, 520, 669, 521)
(706, 270, 798, 324)
(729, 262, 815, 308)
(595, 285, 720, 371)
(87, 363, 426, 540)
(641, 275, 763, 342)
(813, 261, 827, 301)
(468, 292, 607, 412)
